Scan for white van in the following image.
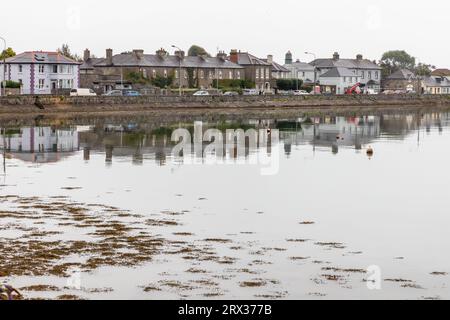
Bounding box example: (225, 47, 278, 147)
(70, 88, 97, 97)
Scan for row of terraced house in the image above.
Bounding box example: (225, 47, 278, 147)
(1, 47, 449, 95)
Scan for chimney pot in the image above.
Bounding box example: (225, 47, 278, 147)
(106, 48, 113, 65)
(230, 49, 238, 63)
(333, 52, 340, 61)
(83, 49, 90, 62)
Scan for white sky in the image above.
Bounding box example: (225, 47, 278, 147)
(1, 0, 449, 67)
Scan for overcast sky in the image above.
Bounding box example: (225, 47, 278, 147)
(1, 0, 449, 66)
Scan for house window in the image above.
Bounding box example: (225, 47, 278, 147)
(175, 69, 179, 79)
(361, 71, 365, 79)
(368, 71, 372, 79)
(236, 71, 240, 79)
(18, 65, 23, 73)
(219, 71, 223, 79)
(261, 68, 265, 79)
(142, 69, 147, 78)
(164, 69, 168, 78)
(184, 71, 188, 79)
(256, 69, 259, 79)
(266, 68, 270, 79)
(209, 71, 213, 79)
(152, 69, 156, 78)
(375, 71, 379, 80)
(53, 65, 58, 73)
(229, 71, 233, 79)
(38, 65, 45, 73)
(38, 79, 45, 89)
(200, 70, 204, 79)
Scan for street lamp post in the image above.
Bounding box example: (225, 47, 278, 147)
(305, 51, 317, 95)
(0, 36, 6, 97)
(172, 45, 183, 96)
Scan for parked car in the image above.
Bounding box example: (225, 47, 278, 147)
(223, 91, 239, 96)
(242, 89, 258, 96)
(193, 90, 210, 96)
(123, 90, 141, 97)
(103, 90, 123, 96)
(293, 90, 310, 95)
(70, 88, 97, 97)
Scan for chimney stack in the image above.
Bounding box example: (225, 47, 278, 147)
(106, 48, 113, 65)
(83, 49, 90, 62)
(217, 51, 227, 61)
(133, 49, 144, 59)
(333, 52, 340, 61)
(356, 54, 363, 61)
(230, 49, 238, 63)
(267, 55, 273, 64)
(156, 48, 167, 59)
(175, 50, 185, 60)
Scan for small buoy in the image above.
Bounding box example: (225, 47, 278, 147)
(367, 146, 374, 156)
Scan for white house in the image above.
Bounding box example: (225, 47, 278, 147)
(422, 76, 450, 94)
(0, 51, 81, 95)
(283, 52, 317, 84)
(311, 52, 382, 93)
(319, 67, 361, 94)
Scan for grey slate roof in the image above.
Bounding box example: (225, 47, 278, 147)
(87, 52, 243, 69)
(81, 57, 104, 70)
(233, 52, 271, 66)
(386, 69, 416, 80)
(321, 67, 357, 78)
(285, 61, 315, 71)
(423, 76, 450, 87)
(4, 51, 80, 65)
(311, 57, 381, 70)
(262, 59, 290, 73)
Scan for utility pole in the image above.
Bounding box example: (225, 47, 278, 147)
(172, 45, 183, 96)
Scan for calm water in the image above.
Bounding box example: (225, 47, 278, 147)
(1, 111, 450, 300)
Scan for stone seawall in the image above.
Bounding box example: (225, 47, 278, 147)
(1, 94, 450, 115)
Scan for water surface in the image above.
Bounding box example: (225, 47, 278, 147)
(1, 111, 449, 300)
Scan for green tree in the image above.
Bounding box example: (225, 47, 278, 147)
(57, 43, 82, 61)
(0, 47, 16, 60)
(151, 74, 174, 89)
(415, 63, 435, 77)
(188, 45, 210, 57)
(379, 50, 416, 77)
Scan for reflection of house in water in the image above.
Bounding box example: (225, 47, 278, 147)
(279, 116, 381, 154)
(0, 127, 79, 163)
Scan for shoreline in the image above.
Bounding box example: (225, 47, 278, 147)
(0, 95, 450, 125)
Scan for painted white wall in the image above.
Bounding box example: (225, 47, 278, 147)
(1, 63, 79, 95)
(319, 75, 361, 94)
